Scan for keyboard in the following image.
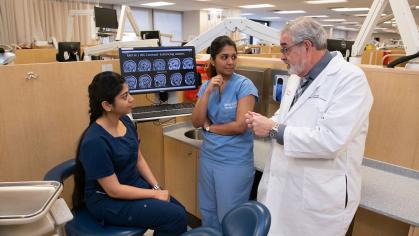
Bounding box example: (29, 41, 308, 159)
(131, 103, 195, 121)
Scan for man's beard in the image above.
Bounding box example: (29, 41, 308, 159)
(288, 58, 306, 75)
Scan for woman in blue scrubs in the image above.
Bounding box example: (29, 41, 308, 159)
(72, 72, 187, 236)
(191, 35, 258, 230)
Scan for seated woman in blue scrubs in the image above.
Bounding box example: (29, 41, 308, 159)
(72, 71, 187, 236)
(191, 35, 258, 230)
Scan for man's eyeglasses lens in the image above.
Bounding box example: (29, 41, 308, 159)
(280, 41, 304, 54)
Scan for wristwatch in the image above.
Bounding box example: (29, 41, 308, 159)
(152, 183, 161, 190)
(204, 124, 211, 132)
(269, 122, 280, 138)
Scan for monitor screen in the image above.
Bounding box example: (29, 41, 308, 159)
(56, 42, 80, 62)
(94, 7, 118, 29)
(119, 46, 201, 94)
(140, 31, 161, 46)
(327, 39, 354, 61)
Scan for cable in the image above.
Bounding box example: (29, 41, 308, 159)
(387, 51, 419, 68)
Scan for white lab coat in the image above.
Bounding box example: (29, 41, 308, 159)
(258, 52, 373, 236)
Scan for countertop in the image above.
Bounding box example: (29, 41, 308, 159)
(162, 121, 271, 171)
(163, 121, 419, 227)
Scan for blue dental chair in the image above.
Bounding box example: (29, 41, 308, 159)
(182, 201, 271, 236)
(44, 159, 147, 236)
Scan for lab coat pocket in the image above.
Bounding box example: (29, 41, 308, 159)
(302, 169, 346, 215)
(308, 94, 328, 113)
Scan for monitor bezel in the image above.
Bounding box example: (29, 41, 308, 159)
(119, 46, 201, 95)
(57, 42, 81, 62)
(94, 7, 118, 29)
(326, 39, 354, 61)
(140, 31, 162, 46)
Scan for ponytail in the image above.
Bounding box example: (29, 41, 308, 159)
(72, 72, 125, 210)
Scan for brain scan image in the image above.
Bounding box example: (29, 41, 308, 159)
(138, 60, 151, 72)
(139, 75, 152, 88)
(125, 76, 137, 89)
(182, 58, 194, 69)
(170, 73, 182, 86)
(154, 74, 166, 87)
(122, 60, 137, 73)
(184, 72, 195, 86)
(168, 58, 181, 70)
(153, 59, 166, 71)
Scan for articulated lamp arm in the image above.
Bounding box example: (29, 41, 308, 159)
(350, 0, 419, 69)
(185, 17, 280, 53)
(83, 39, 159, 61)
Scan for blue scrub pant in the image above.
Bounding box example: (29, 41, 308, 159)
(100, 196, 187, 236)
(198, 158, 255, 231)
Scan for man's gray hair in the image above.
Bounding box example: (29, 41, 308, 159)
(281, 17, 327, 50)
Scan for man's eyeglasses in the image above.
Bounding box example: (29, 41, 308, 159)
(280, 41, 304, 54)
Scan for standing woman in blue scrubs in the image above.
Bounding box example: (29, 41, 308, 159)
(191, 35, 258, 230)
(72, 71, 187, 236)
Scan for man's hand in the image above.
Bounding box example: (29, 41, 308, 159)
(245, 111, 276, 137)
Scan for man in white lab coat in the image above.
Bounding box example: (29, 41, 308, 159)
(245, 17, 373, 236)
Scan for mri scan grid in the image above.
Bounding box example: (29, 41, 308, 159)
(153, 59, 166, 71)
(170, 73, 182, 86)
(139, 75, 152, 88)
(168, 58, 181, 70)
(184, 72, 195, 86)
(154, 74, 167, 87)
(119, 47, 198, 93)
(122, 60, 137, 73)
(182, 58, 194, 70)
(138, 59, 152, 72)
(125, 75, 137, 89)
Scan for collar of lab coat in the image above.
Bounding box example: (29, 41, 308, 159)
(285, 51, 345, 119)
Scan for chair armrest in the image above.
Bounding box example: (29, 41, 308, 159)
(44, 159, 76, 183)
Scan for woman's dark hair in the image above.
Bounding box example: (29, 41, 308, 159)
(208, 35, 237, 77)
(72, 71, 125, 210)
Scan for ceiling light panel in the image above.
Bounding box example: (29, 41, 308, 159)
(275, 10, 306, 14)
(331, 7, 369, 12)
(141, 2, 175, 7)
(305, 15, 329, 18)
(353, 13, 386, 17)
(305, 0, 347, 4)
(239, 4, 275, 9)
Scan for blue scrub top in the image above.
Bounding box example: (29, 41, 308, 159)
(197, 73, 258, 166)
(79, 116, 149, 211)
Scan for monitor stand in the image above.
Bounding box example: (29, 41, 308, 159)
(155, 91, 179, 104)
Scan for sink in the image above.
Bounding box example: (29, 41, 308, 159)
(184, 128, 204, 140)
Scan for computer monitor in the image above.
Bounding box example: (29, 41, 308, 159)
(56, 42, 80, 62)
(119, 46, 201, 97)
(94, 7, 118, 29)
(327, 39, 354, 61)
(140, 31, 162, 46)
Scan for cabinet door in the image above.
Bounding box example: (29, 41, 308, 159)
(138, 122, 165, 187)
(164, 137, 198, 215)
(195, 153, 202, 219)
